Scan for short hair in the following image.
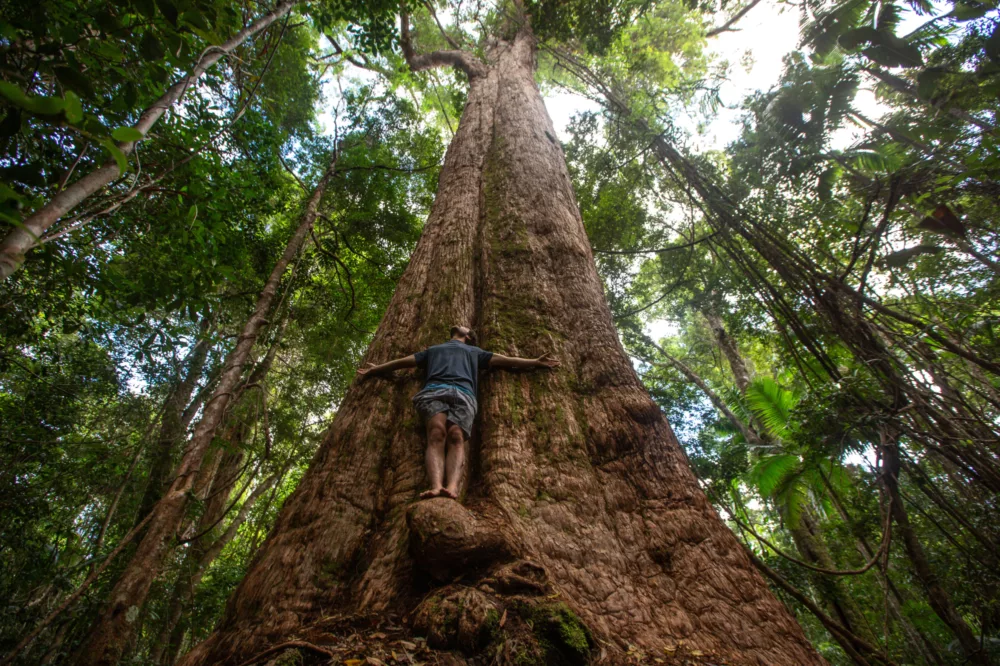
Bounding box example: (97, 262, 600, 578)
(450, 325, 477, 346)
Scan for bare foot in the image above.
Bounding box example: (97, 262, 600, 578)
(420, 488, 444, 500)
(440, 487, 459, 500)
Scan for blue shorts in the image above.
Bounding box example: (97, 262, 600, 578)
(412, 385, 477, 438)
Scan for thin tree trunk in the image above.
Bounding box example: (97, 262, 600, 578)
(0, 0, 299, 280)
(135, 318, 213, 529)
(879, 428, 988, 665)
(179, 20, 821, 666)
(701, 314, 880, 660)
(560, 38, 991, 666)
(149, 448, 245, 666)
(703, 310, 753, 392)
(746, 549, 889, 666)
(861, 66, 997, 135)
(647, 341, 765, 448)
(74, 153, 335, 666)
(154, 472, 277, 665)
(91, 441, 146, 576)
(819, 469, 945, 665)
(785, 512, 880, 655)
(154, 321, 288, 664)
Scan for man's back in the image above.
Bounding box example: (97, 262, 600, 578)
(415, 340, 493, 397)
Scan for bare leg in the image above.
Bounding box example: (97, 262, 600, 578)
(442, 423, 466, 500)
(421, 413, 447, 499)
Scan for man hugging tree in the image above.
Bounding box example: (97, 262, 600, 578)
(357, 325, 559, 499)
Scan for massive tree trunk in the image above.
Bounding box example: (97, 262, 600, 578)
(179, 25, 821, 666)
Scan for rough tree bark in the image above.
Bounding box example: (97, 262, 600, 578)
(0, 0, 299, 280)
(178, 19, 822, 666)
(74, 153, 335, 666)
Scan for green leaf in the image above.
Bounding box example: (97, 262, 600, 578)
(863, 34, 924, 68)
(850, 147, 904, 173)
(0, 82, 65, 116)
(838, 26, 879, 50)
(140, 32, 165, 61)
(134, 0, 157, 19)
(156, 0, 179, 26)
(0, 181, 25, 203)
(986, 22, 1000, 63)
(54, 65, 97, 99)
(776, 478, 808, 529)
(916, 68, 949, 100)
(99, 138, 129, 174)
(817, 166, 841, 202)
(949, 1, 993, 20)
(186, 204, 198, 225)
(180, 11, 211, 31)
(112, 127, 145, 143)
(63, 92, 84, 124)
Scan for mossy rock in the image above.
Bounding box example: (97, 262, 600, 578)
(271, 648, 304, 666)
(515, 601, 592, 665)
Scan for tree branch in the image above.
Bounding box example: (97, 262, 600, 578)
(421, 0, 463, 49)
(706, 0, 762, 38)
(593, 231, 718, 255)
(399, 5, 485, 79)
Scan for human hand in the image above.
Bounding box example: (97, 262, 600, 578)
(535, 353, 560, 369)
(356, 362, 378, 378)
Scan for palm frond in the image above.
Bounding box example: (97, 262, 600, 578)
(777, 476, 810, 529)
(745, 377, 799, 440)
(748, 453, 801, 498)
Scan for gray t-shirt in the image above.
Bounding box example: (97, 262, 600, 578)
(414, 340, 493, 397)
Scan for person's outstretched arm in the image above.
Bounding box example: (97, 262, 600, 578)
(356, 355, 418, 378)
(489, 353, 560, 370)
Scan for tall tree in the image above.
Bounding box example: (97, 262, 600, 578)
(177, 6, 821, 665)
(74, 150, 339, 666)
